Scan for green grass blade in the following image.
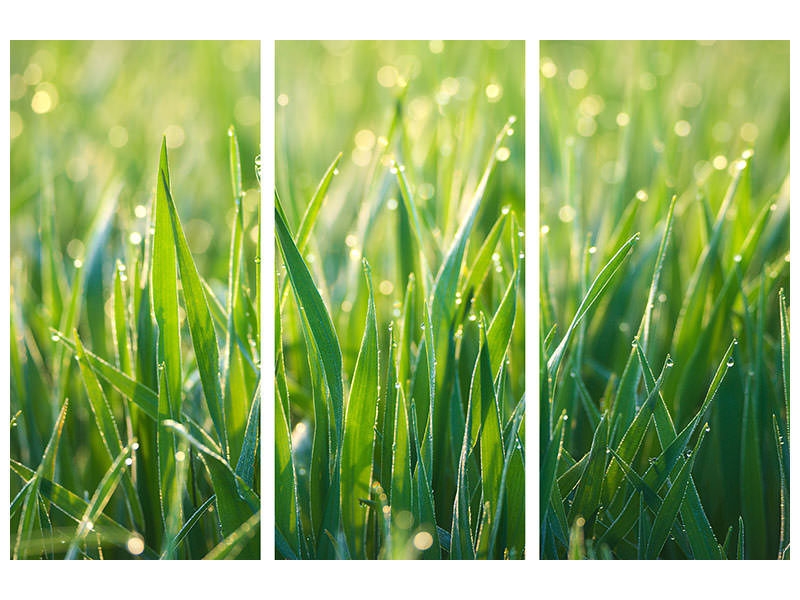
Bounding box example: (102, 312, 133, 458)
(772, 414, 788, 559)
(161, 494, 215, 559)
(203, 511, 260, 560)
(737, 515, 745, 560)
(52, 330, 157, 419)
(779, 289, 789, 438)
(13, 399, 68, 559)
(157, 365, 179, 534)
(390, 385, 414, 559)
(340, 259, 379, 559)
(65, 442, 135, 560)
(487, 262, 519, 377)
(163, 172, 227, 455)
(295, 152, 342, 255)
(275, 379, 300, 557)
(548, 233, 638, 380)
(74, 331, 145, 531)
(153, 140, 183, 416)
(235, 376, 261, 487)
(165, 421, 259, 559)
(645, 426, 707, 559)
(476, 318, 504, 558)
(112, 262, 134, 376)
(609, 195, 676, 432)
(459, 210, 509, 301)
(275, 203, 344, 450)
(568, 414, 608, 527)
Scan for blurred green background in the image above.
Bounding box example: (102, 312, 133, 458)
(540, 40, 789, 559)
(11, 40, 260, 280)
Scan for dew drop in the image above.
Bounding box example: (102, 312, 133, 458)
(562, 414, 568, 421)
(727, 357, 735, 367)
(51, 334, 59, 341)
(605, 448, 611, 454)
(704, 424, 711, 432)
(631, 337, 639, 347)
(395, 382, 401, 389)
(125, 457, 133, 466)
(132, 442, 140, 450)
(501, 206, 510, 215)
(333, 168, 339, 175)
(666, 357, 674, 368)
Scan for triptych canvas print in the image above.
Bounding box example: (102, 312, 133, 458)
(7, 39, 790, 562)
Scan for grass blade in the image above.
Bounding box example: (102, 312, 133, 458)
(340, 259, 379, 559)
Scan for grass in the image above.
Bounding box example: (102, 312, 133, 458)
(10, 41, 260, 559)
(539, 40, 789, 560)
(275, 40, 525, 559)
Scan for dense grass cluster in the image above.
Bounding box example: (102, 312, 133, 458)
(276, 41, 525, 559)
(10, 41, 261, 559)
(539, 41, 789, 560)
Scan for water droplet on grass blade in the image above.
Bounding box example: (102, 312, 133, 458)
(727, 357, 735, 367)
(666, 357, 674, 367)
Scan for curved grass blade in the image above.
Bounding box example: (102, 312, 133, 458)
(548, 233, 638, 381)
(390, 386, 413, 559)
(203, 511, 260, 560)
(275, 204, 343, 451)
(235, 376, 261, 487)
(487, 262, 519, 377)
(779, 289, 789, 438)
(11, 459, 157, 559)
(13, 399, 68, 559)
(772, 414, 788, 559)
(275, 378, 300, 557)
(489, 395, 525, 558)
(568, 414, 608, 527)
(74, 331, 144, 531)
(164, 421, 260, 558)
(65, 442, 135, 560)
(460, 209, 509, 301)
(112, 262, 133, 376)
(340, 259, 379, 559)
(163, 172, 227, 454)
(161, 494, 215, 559)
(540, 411, 565, 528)
(609, 195, 676, 433)
(645, 426, 707, 559)
(409, 398, 440, 559)
(295, 152, 342, 255)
